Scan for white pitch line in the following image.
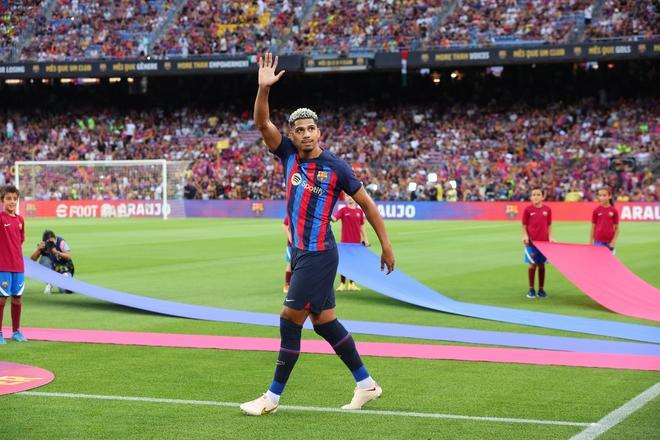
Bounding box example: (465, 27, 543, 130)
(570, 382, 660, 440)
(19, 391, 593, 427)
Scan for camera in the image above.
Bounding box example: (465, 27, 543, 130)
(43, 241, 56, 253)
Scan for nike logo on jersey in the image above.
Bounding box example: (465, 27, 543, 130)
(530, 213, 536, 216)
(285, 299, 295, 302)
(3, 224, 10, 227)
(598, 213, 603, 216)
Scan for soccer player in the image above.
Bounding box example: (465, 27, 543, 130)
(282, 216, 292, 293)
(522, 188, 552, 299)
(590, 187, 619, 253)
(332, 194, 369, 291)
(0, 185, 27, 343)
(240, 53, 395, 416)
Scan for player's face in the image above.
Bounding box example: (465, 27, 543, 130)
(290, 119, 320, 152)
(597, 190, 610, 206)
(1, 192, 18, 214)
(530, 189, 544, 206)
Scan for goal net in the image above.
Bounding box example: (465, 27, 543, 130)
(14, 160, 189, 219)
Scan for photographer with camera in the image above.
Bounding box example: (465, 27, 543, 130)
(30, 230, 75, 294)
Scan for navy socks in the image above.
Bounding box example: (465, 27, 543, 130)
(269, 318, 303, 396)
(314, 319, 366, 376)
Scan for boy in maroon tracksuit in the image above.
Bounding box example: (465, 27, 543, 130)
(0, 185, 27, 343)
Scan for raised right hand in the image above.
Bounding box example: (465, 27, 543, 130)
(258, 52, 285, 88)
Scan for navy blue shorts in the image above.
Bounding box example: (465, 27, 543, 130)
(594, 241, 616, 254)
(284, 247, 338, 313)
(524, 245, 547, 265)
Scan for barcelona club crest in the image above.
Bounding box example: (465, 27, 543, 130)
(316, 171, 328, 183)
(251, 202, 264, 216)
(505, 205, 519, 219)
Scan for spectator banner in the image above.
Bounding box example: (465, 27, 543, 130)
(0, 55, 303, 78)
(305, 56, 371, 73)
(21, 200, 660, 222)
(409, 40, 659, 68)
(1, 41, 656, 78)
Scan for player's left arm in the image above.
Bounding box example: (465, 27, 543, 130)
(352, 187, 394, 273)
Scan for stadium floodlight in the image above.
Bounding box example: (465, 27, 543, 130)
(14, 160, 174, 219)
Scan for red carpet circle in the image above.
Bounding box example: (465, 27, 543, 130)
(0, 362, 55, 396)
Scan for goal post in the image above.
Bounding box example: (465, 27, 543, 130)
(14, 160, 172, 219)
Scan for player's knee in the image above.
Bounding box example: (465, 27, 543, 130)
(0, 297, 7, 305)
(529, 263, 537, 269)
(310, 309, 336, 327)
(280, 306, 307, 325)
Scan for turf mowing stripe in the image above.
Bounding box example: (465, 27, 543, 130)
(569, 382, 660, 439)
(18, 391, 594, 427)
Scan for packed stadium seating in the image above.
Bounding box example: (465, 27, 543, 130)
(585, 0, 657, 41)
(2, 98, 657, 202)
(431, 0, 593, 48)
(290, 0, 444, 54)
(0, 0, 42, 61)
(20, 0, 174, 61)
(0, 0, 656, 61)
(154, 0, 309, 57)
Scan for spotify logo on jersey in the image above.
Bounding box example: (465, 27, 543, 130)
(291, 173, 302, 186)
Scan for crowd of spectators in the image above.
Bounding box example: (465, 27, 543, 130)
(153, 0, 308, 57)
(585, 0, 657, 41)
(20, 0, 173, 61)
(1, 98, 657, 202)
(0, 0, 42, 61)
(25, 166, 165, 201)
(290, 0, 443, 54)
(2, 0, 657, 62)
(430, 0, 593, 48)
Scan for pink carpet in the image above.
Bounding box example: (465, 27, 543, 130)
(535, 242, 660, 322)
(0, 361, 55, 395)
(11, 327, 660, 371)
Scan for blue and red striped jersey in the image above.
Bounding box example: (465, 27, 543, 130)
(273, 136, 362, 251)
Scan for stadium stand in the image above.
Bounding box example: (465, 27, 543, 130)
(290, 0, 444, 54)
(2, 98, 657, 202)
(431, 0, 594, 48)
(20, 0, 174, 61)
(585, 0, 657, 41)
(0, 0, 655, 60)
(153, 0, 313, 58)
(0, 0, 42, 62)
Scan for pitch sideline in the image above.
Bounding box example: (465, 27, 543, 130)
(19, 391, 594, 427)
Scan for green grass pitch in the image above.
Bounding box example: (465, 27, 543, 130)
(2, 218, 659, 439)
